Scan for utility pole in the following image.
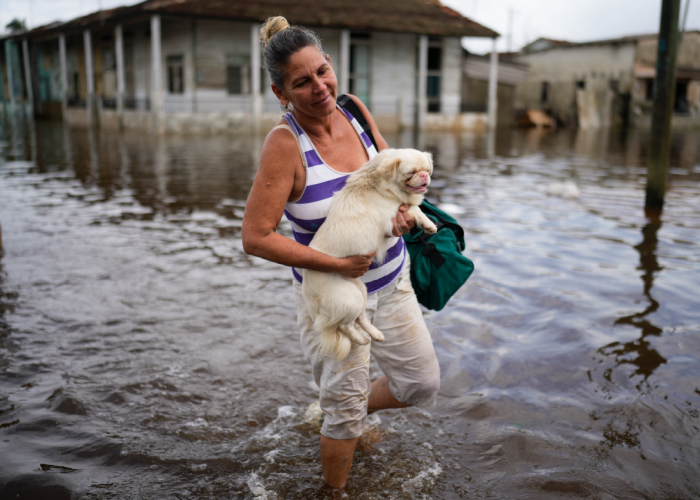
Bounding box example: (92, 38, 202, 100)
(646, 0, 681, 212)
(507, 7, 514, 53)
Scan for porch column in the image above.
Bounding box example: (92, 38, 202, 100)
(151, 14, 164, 131)
(59, 34, 68, 120)
(251, 23, 262, 131)
(487, 37, 499, 129)
(339, 29, 350, 95)
(0, 54, 5, 113)
(416, 34, 428, 131)
(84, 29, 96, 124)
(4, 40, 16, 111)
(115, 24, 125, 115)
(22, 39, 34, 116)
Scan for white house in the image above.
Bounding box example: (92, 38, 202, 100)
(0, 0, 500, 133)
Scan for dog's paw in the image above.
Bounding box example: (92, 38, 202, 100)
(422, 221, 438, 235)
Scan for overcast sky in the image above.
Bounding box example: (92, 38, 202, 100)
(1, 0, 698, 54)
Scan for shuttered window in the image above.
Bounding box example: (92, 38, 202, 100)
(167, 55, 184, 94)
(226, 54, 250, 95)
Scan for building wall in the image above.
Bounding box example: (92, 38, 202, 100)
(441, 37, 462, 116)
(632, 32, 700, 123)
(130, 24, 151, 100)
(514, 43, 636, 123)
(371, 31, 417, 124)
(635, 32, 700, 68)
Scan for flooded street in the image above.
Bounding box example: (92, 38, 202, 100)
(0, 118, 699, 499)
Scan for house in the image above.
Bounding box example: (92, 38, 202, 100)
(0, 0, 499, 133)
(462, 51, 528, 127)
(513, 32, 700, 128)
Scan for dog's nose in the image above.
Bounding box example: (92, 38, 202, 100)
(418, 172, 429, 181)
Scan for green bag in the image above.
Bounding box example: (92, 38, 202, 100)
(402, 201, 474, 311)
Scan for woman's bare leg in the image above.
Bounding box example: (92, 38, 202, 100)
(367, 376, 410, 414)
(320, 435, 358, 489)
(320, 376, 410, 488)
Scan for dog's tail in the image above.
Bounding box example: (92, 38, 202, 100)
(317, 324, 354, 361)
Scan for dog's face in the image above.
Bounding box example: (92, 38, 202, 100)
(399, 150, 433, 195)
(374, 149, 433, 195)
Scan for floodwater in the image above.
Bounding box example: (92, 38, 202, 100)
(0, 117, 699, 500)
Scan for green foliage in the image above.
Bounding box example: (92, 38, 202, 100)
(5, 19, 27, 33)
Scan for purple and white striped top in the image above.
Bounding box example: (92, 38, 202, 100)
(283, 105, 406, 294)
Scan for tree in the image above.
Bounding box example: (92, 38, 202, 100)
(5, 19, 27, 33)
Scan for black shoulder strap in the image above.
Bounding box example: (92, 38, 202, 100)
(336, 94, 379, 150)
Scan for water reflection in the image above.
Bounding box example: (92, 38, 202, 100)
(1, 118, 700, 499)
(599, 217, 666, 382)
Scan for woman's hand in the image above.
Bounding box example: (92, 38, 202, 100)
(337, 252, 376, 278)
(391, 204, 416, 237)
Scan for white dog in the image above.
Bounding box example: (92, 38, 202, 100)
(302, 148, 438, 361)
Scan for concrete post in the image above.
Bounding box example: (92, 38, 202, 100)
(0, 54, 5, 115)
(115, 24, 125, 115)
(59, 34, 68, 120)
(83, 29, 96, 125)
(646, 0, 681, 211)
(487, 37, 499, 130)
(191, 20, 197, 113)
(417, 34, 428, 131)
(339, 29, 350, 95)
(251, 23, 262, 131)
(22, 39, 34, 116)
(4, 40, 16, 111)
(151, 15, 163, 132)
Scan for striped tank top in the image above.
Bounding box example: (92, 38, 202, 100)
(283, 105, 406, 294)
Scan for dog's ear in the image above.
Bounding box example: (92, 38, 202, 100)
(424, 152, 433, 176)
(390, 158, 402, 179)
(375, 152, 402, 180)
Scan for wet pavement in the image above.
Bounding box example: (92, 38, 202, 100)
(0, 118, 699, 499)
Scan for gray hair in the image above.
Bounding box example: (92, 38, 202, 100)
(260, 16, 326, 89)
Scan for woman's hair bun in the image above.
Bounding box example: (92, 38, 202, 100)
(260, 16, 290, 47)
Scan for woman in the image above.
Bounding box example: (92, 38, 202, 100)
(241, 16, 440, 490)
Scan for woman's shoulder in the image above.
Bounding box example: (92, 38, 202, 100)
(257, 118, 305, 180)
(263, 118, 300, 153)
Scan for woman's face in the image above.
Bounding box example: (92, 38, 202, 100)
(274, 46, 338, 119)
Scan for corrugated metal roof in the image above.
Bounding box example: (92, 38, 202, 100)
(17, 0, 498, 39)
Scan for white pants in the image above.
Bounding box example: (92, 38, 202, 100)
(294, 262, 441, 439)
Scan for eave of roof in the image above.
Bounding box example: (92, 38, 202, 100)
(14, 0, 499, 40)
(520, 31, 700, 54)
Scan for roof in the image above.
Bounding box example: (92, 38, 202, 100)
(520, 31, 700, 54)
(15, 0, 499, 40)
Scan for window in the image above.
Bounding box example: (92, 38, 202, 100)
(645, 78, 654, 101)
(226, 54, 250, 95)
(71, 73, 80, 100)
(167, 54, 184, 94)
(426, 42, 442, 113)
(541, 81, 549, 103)
(349, 34, 371, 108)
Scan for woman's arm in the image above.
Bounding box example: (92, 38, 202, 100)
(242, 127, 375, 278)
